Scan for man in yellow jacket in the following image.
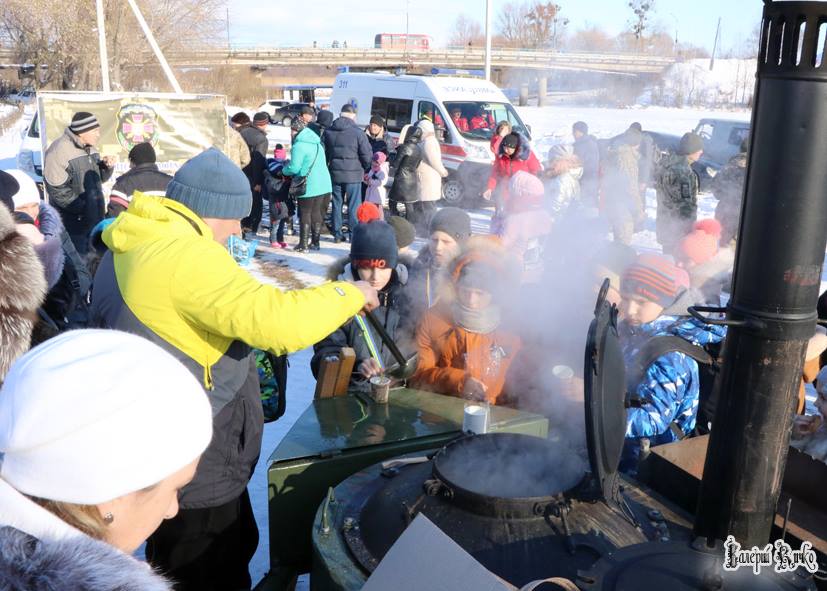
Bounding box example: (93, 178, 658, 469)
(90, 148, 377, 591)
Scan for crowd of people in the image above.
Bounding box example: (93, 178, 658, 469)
(0, 98, 823, 591)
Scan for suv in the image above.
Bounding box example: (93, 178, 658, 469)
(649, 118, 750, 191)
(257, 99, 291, 119)
(273, 102, 314, 126)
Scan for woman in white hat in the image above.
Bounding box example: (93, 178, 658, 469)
(0, 329, 212, 590)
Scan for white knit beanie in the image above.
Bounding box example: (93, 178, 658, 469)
(5, 169, 40, 209)
(0, 330, 213, 505)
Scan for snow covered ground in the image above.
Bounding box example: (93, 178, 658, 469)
(0, 101, 814, 589)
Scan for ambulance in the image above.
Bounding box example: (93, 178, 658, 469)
(330, 72, 533, 205)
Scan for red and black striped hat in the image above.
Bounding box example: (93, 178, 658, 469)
(621, 254, 685, 308)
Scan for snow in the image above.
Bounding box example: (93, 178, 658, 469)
(0, 101, 819, 589)
(639, 58, 757, 108)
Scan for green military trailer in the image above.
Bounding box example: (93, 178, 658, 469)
(256, 387, 548, 590)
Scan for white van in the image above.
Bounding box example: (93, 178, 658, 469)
(330, 73, 533, 205)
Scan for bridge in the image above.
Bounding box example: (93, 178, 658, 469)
(0, 46, 675, 76)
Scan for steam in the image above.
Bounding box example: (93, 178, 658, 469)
(505, 204, 613, 468)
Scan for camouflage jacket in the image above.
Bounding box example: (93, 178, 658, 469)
(655, 154, 699, 218)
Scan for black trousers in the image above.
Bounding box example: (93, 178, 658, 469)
(145, 489, 258, 591)
(242, 189, 263, 233)
(298, 194, 326, 225)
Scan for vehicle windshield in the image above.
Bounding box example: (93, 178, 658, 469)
(443, 101, 529, 141)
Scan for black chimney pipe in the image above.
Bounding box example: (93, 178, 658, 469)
(693, 0, 827, 547)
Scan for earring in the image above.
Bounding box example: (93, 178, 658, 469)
(103, 512, 115, 525)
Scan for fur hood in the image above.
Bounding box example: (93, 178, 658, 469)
(0, 204, 47, 382)
(498, 131, 532, 161)
(0, 525, 172, 590)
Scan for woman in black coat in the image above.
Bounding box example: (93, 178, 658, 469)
(388, 124, 423, 221)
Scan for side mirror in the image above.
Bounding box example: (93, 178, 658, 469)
(526, 124, 532, 137)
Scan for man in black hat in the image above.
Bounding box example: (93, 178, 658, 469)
(107, 142, 173, 217)
(43, 111, 116, 255)
(238, 112, 270, 235)
(323, 103, 373, 242)
(655, 132, 704, 254)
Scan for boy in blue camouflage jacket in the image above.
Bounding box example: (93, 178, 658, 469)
(618, 254, 726, 473)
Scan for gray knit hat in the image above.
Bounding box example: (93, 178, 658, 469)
(429, 207, 471, 241)
(70, 112, 100, 134)
(678, 132, 704, 156)
(165, 148, 252, 220)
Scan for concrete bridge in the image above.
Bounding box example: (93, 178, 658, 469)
(0, 46, 675, 76)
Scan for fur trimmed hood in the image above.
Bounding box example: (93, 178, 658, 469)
(0, 204, 46, 382)
(498, 131, 532, 161)
(0, 526, 172, 590)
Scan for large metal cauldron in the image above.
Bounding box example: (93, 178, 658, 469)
(339, 432, 652, 587)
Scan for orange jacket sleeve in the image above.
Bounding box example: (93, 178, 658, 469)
(412, 311, 465, 397)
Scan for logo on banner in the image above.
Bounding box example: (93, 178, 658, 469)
(116, 103, 160, 151)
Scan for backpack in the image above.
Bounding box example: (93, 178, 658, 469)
(255, 350, 289, 423)
(629, 335, 723, 437)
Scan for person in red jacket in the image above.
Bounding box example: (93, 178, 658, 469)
(450, 107, 469, 133)
(482, 133, 542, 231)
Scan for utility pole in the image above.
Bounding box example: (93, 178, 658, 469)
(226, 8, 231, 51)
(710, 17, 721, 71)
(126, 0, 183, 94)
(484, 0, 493, 81)
(95, 0, 110, 92)
(405, 0, 410, 60)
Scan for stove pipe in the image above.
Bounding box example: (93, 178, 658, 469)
(694, 0, 827, 547)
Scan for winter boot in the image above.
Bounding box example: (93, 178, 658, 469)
(294, 224, 310, 252)
(310, 223, 322, 251)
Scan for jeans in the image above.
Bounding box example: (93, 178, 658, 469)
(331, 182, 363, 239)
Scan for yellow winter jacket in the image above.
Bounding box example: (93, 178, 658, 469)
(100, 192, 364, 388)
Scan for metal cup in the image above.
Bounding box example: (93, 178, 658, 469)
(369, 376, 391, 404)
(463, 402, 490, 434)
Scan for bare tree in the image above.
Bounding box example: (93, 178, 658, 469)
(0, 0, 225, 91)
(449, 14, 485, 48)
(628, 0, 655, 41)
(497, 1, 529, 47)
(497, 1, 568, 49)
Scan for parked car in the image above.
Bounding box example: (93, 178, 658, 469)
(273, 102, 314, 126)
(17, 110, 43, 183)
(257, 99, 292, 119)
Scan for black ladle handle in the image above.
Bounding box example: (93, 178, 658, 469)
(364, 309, 407, 367)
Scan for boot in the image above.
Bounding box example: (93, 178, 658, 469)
(310, 223, 322, 251)
(294, 224, 310, 252)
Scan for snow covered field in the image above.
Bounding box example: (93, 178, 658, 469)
(0, 101, 810, 589)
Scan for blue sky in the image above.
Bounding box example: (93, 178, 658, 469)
(226, 0, 763, 53)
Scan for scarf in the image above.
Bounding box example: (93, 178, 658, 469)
(452, 302, 502, 335)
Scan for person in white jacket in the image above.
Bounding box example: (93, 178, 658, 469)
(415, 118, 449, 228)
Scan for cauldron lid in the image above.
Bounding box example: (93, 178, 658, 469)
(583, 279, 627, 501)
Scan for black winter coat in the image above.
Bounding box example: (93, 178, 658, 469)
(107, 163, 172, 216)
(323, 117, 373, 184)
(388, 139, 423, 203)
(311, 259, 415, 383)
(573, 134, 600, 185)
